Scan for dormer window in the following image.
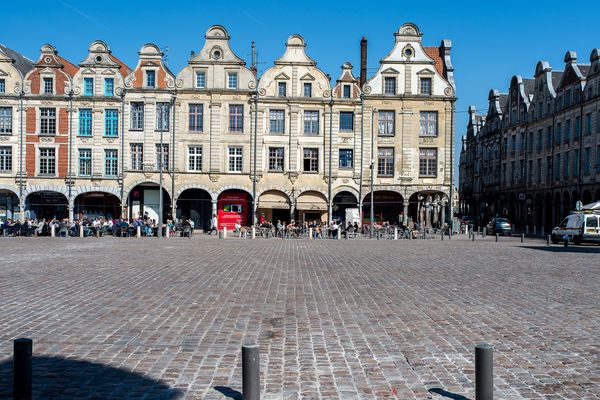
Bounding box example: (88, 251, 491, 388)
(196, 71, 206, 89)
(420, 78, 432, 95)
(565, 89, 572, 107)
(303, 83, 312, 97)
(146, 70, 156, 88)
(84, 78, 94, 96)
(43, 77, 53, 94)
(278, 82, 287, 97)
(342, 85, 351, 98)
(104, 78, 114, 96)
(384, 77, 396, 95)
(0, 79, 5, 93)
(227, 72, 238, 89)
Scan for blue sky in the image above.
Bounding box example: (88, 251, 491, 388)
(3, 0, 598, 174)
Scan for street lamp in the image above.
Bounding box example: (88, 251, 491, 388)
(64, 82, 81, 222)
(369, 107, 377, 238)
(14, 80, 30, 222)
(251, 79, 260, 226)
(326, 74, 333, 225)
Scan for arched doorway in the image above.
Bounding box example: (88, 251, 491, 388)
(296, 191, 328, 223)
(544, 193, 553, 230)
(176, 189, 212, 231)
(562, 191, 571, 219)
(332, 191, 358, 224)
(582, 190, 593, 206)
(26, 191, 68, 220)
(364, 191, 404, 226)
(0, 189, 19, 221)
(127, 183, 171, 223)
(217, 189, 252, 229)
(257, 190, 290, 224)
(553, 192, 562, 227)
(74, 192, 121, 219)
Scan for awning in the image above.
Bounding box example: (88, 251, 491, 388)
(296, 192, 327, 211)
(258, 191, 290, 209)
(582, 201, 600, 210)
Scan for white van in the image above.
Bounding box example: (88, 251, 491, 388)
(551, 212, 600, 244)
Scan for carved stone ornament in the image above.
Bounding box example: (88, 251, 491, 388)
(209, 173, 220, 182)
(40, 137, 54, 143)
(444, 86, 453, 96)
(106, 138, 117, 144)
(401, 26, 417, 35)
(0, 136, 8, 142)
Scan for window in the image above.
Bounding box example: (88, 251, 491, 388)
(520, 132, 525, 152)
(155, 143, 169, 171)
(156, 102, 170, 131)
(303, 148, 318, 172)
(268, 147, 284, 171)
(420, 78, 432, 95)
(343, 85, 351, 98)
(228, 72, 238, 89)
(188, 146, 202, 171)
(565, 89, 572, 107)
(39, 148, 55, 175)
(43, 77, 53, 94)
(339, 149, 353, 169)
(196, 71, 206, 88)
(270, 110, 285, 134)
(146, 70, 156, 88)
(546, 127, 552, 149)
(537, 130, 543, 151)
(537, 159, 542, 183)
(377, 147, 394, 177)
(130, 143, 143, 170)
(229, 105, 243, 132)
(584, 147, 591, 175)
(546, 156, 551, 181)
(554, 154, 560, 180)
(585, 113, 592, 135)
(564, 151, 570, 178)
(189, 104, 204, 132)
(78, 149, 92, 176)
(104, 109, 118, 136)
(130, 102, 144, 130)
(575, 116, 580, 140)
(565, 119, 571, 142)
(278, 82, 287, 97)
(0, 79, 4, 93)
(510, 161, 515, 183)
(384, 77, 396, 95)
(339, 111, 354, 131)
(303, 82, 312, 97)
(0, 147, 12, 172)
(228, 146, 243, 172)
(555, 123, 562, 145)
(597, 145, 600, 171)
(419, 111, 438, 136)
(0, 107, 12, 134)
(574, 149, 579, 177)
(40, 108, 56, 135)
(84, 78, 94, 96)
(104, 78, 114, 96)
(378, 111, 395, 136)
(419, 148, 437, 177)
(304, 111, 319, 134)
(78, 109, 92, 136)
(104, 149, 118, 177)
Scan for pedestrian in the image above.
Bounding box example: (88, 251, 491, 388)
(208, 214, 218, 235)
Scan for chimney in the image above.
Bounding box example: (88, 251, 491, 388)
(250, 41, 257, 77)
(360, 36, 367, 88)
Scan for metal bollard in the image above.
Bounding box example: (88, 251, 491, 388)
(547, 235, 550, 246)
(308, 227, 313, 240)
(252, 226, 256, 239)
(482, 227, 487, 238)
(475, 343, 493, 400)
(525, 225, 529, 235)
(223, 227, 227, 239)
(533, 226, 537, 236)
(472, 232, 475, 241)
(218, 230, 223, 239)
(79, 224, 84, 238)
(51, 225, 56, 237)
(96, 229, 100, 238)
(137, 226, 141, 238)
(441, 231, 444, 241)
(520, 233, 524, 243)
(14, 338, 32, 400)
(242, 343, 260, 400)
(541, 226, 545, 237)
(495, 233, 498, 242)
(394, 227, 398, 240)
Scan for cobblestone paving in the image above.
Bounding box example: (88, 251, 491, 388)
(0, 234, 599, 399)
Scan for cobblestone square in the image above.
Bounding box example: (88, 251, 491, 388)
(1, 235, 599, 399)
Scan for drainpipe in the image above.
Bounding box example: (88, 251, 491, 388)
(171, 92, 176, 220)
(119, 88, 125, 218)
(68, 89, 74, 221)
(358, 94, 364, 224)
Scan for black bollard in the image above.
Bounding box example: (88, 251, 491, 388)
(242, 343, 260, 400)
(475, 343, 493, 400)
(482, 227, 487, 238)
(520, 233, 524, 243)
(472, 232, 475, 241)
(14, 338, 32, 400)
(495, 233, 498, 242)
(547, 235, 550, 246)
(441, 231, 444, 241)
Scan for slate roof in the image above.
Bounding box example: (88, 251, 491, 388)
(0, 43, 34, 77)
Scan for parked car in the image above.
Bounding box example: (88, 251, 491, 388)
(551, 212, 600, 245)
(486, 217, 512, 235)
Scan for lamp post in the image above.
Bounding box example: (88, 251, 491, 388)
(251, 80, 259, 226)
(418, 194, 424, 228)
(15, 80, 30, 222)
(358, 94, 365, 226)
(170, 93, 176, 222)
(64, 82, 80, 221)
(157, 102, 166, 238)
(326, 74, 333, 225)
(116, 86, 126, 219)
(369, 108, 377, 238)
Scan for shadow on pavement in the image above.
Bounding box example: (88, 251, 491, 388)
(429, 387, 471, 399)
(0, 355, 184, 399)
(214, 386, 243, 399)
(520, 245, 600, 254)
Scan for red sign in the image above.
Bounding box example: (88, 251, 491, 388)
(217, 192, 249, 230)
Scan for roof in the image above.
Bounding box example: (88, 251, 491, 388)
(423, 46, 444, 77)
(56, 55, 78, 78)
(523, 78, 535, 96)
(551, 71, 563, 89)
(0, 43, 34, 77)
(499, 94, 508, 113)
(579, 65, 591, 78)
(109, 54, 132, 77)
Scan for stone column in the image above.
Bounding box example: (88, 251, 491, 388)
(6, 196, 12, 220)
(403, 203, 408, 225)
